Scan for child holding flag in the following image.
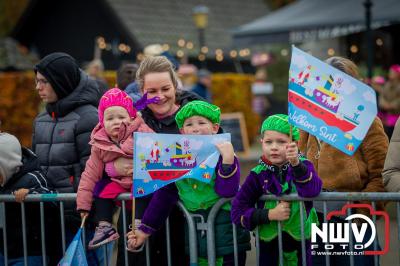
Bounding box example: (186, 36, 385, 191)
(77, 88, 154, 249)
(231, 114, 322, 266)
(127, 100, 250, 266)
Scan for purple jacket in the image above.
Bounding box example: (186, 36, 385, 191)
(139, 156, 240, 234)
(231, 159, 322, 231)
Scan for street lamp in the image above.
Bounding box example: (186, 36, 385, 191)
(364, 0, 373, 83)
(192, 5, 209, 67)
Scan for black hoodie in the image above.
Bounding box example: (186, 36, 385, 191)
(34, 52, 81, 100)
(34, 52, 102, 117)
(0, 148, 53, 194)
(0, 148, 58, 259)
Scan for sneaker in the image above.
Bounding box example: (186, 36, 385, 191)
(88, 223, 120, 249)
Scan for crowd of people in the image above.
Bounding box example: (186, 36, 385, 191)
(0, 51, 399, 266)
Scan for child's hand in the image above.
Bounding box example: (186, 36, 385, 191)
(215, 142, 234, 164)
(114, 157, 133, 176)
(268, 201, 291, 221)
(127, 229, 149, 250)
(80, 211, 89, 220)
(14, 188, 29, 203)
(286, 142, 299, 166)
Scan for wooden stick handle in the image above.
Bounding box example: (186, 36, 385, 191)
(80, 214, 87, 228)
(131, 196, 136, 233)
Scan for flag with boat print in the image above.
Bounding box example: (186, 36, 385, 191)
(288, 46, 377, 155)
(133, 132, 231, 197)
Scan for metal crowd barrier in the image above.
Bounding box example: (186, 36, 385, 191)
(1, 192, 400, 266)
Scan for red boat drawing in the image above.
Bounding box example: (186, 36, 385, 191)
(289, 71, 359, 132)
(145, 141, 196, 181)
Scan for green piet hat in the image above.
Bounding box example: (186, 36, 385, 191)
(260, 114, 299, 141)
(175, 100, 221, 129)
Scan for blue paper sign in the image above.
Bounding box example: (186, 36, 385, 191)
(58, 228, 88, 266)
(133, 132, 231, 197)
(288, 46, 377, 155)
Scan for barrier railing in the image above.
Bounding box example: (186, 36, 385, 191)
(1, 192, 399, 266)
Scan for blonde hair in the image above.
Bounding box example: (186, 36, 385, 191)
(136, 56, 179, 91)
(325, 56, 360, 79)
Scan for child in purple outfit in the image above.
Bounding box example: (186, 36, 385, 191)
(127, 100, 250, 266)
(231, 114, 322, 266)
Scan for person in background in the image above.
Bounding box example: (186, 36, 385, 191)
(191, 69, 212, 103)
(86, 59, 106, 82)
(378, 64, 400, 138)
(0, 132, 57, 265)
(106, 55, 203, 265)
(299, 56, 388, 266)
(116, 63, 140, 101)
(232, 114, 322, 266)
(383, 117, 400, 192)
(371, 75, 386, 94)
(128, 101, 250, 266)
(85, 59, 109, 96)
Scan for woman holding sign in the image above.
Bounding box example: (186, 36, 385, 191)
(298, 57, 388, 266)
(109, 56, 203, 265)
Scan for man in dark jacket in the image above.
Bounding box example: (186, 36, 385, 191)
(32, 52, 100, 193)
(0, 132, 59, 265)
(32, 52, 103, 265)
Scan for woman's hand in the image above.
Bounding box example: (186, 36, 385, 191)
(268, 201, 291, 221)
(215, 142, 234, 165)
(127, 229, 150, 250)
(114, 157, 133, 176)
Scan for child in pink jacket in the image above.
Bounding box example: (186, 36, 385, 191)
(77, 88, 153, 249)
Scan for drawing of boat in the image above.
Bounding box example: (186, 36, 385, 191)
(145, 142, 197, 181)
(289, 73, 359, 132)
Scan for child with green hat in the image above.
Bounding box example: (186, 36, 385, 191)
(128, 100, 250, 265)
(231, 114, 322, 266)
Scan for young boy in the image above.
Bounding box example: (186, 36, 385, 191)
(231, 114, 322, 266)
(127, 100, 250, 266)
(0, 132, 56, 264)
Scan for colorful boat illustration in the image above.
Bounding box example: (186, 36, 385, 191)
(145, 142, 196, 181)
(289, 73, 359, 132)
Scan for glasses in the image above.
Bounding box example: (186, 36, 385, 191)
(35, 78, 49, 86)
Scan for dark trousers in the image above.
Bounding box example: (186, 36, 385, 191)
(222, 252, 247, 266)
(259, 232, 311, 266)
(94, 197, 115, 223)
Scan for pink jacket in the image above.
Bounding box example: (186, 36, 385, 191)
(77, 116, 153, 211)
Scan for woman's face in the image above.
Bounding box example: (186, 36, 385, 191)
(142, 72, 177, 117)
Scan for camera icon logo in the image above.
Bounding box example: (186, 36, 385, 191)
(311, 203, 390, 255)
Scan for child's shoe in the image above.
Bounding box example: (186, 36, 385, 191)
(88, 222, 119, 249)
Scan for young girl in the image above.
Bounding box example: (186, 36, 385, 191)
(127, 100, 250, 266)
(77, 88, 153, 249)
(231, 114, 322, 266)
